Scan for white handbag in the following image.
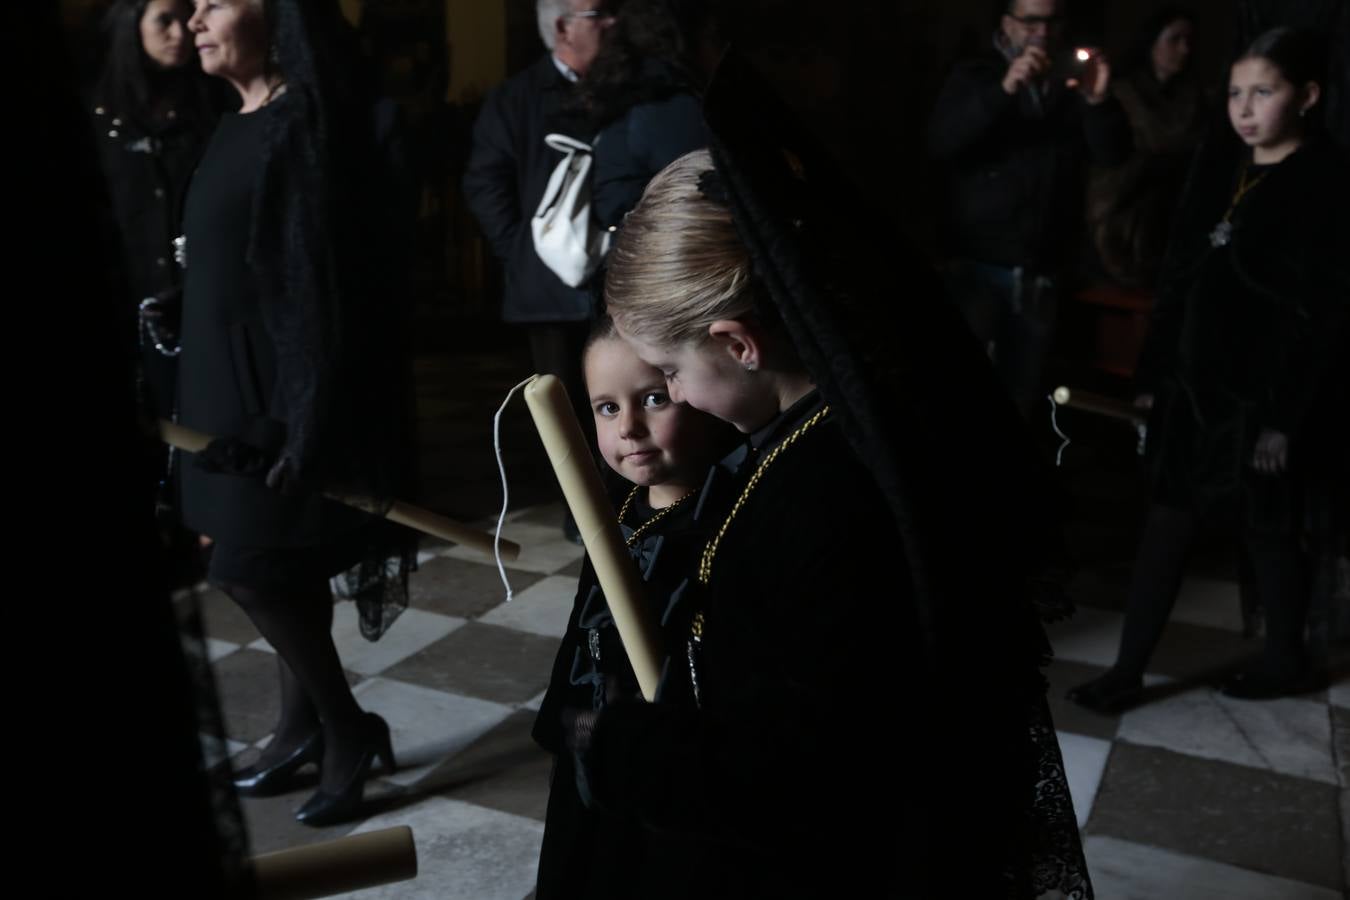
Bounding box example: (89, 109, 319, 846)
(531, 133, 611, 287)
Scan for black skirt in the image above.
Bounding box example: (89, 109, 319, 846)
(206, 524, 376, 591)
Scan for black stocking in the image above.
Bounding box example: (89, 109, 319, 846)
(1112, 503, 1198, 679)
(222, 580, 369, 793)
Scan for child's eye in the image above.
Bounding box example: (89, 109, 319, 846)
(594, 401, 619, 417)
(643, 391, 670, 409)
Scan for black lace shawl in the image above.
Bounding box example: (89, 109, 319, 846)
(701, 51, 1090, 898)
(248, 0, 416, 638)
(248, 0, 411, 505)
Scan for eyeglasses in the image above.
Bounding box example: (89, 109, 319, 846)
(1007, 14, 1065, 28)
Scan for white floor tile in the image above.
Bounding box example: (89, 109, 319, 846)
(1328, 678, 1348, 710)
(334, 797, 544, 900)
(203, 735, 249, 770)
(478, 575, 577, 639)
(1057, 731, 1112, 828)
(1045, 607, 1125, 669)
(1117, 687, 1336, 784)
(206, 638, 240, 662)
(331, 606, 465, 677)
(1083, 835, 1343, 899)
(246, 607, 466, 677)
(352, 677, 514, 788)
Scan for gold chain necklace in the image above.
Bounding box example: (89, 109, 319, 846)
(1209, 163, 1268, 248)
(697, 404, 831, 585)
(618, 485, 698, 547)
(684, 404, 831, 709)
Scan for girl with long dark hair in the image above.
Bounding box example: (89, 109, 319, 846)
(1069, 27, 1347, 712)
(91, 0, 219, 419)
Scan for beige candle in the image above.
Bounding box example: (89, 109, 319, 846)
(523, 374, 663, 700)
(249, 826, 417, 900)
(1051, 387, 1147, 424)
(159, 420, 519, 561)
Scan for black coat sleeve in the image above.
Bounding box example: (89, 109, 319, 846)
(926, 61, 1017, 161)
(462, 87, 524, 265)
(593, 94, 708, 230)
(1133, 141, 1214, 392)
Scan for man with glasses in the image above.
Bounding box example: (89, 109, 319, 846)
(927, 0, 1131, 417)
(463, 0, 615, 541)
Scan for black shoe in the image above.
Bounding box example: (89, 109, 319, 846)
(1220, 666, 1326, 700)
(232, 728, 323, 797)
(1066, 671, 1144, 714)
(295, 713, 396, 827)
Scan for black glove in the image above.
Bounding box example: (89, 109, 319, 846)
(194, 437, 273, 477)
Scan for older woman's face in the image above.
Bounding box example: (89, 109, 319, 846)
(187, 0, 267, 84)
(140, 0, 193, 69)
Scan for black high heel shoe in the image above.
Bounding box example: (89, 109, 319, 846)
(232, 729, 323, 797)
(295, 713, 396, 827)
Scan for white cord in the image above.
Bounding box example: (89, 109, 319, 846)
(493, 377, 536, 602)
(1048, 393, 1070, 467)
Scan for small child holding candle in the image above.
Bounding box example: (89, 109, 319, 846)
(532, 316, 737, 899)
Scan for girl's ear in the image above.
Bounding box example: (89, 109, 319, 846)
(1298, 81, 1321, 117)
(707, 319, 761, 370)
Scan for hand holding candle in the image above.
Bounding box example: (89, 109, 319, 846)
(523, 374, 664, 701)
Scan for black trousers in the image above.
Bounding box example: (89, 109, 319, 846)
(1115, 503, 1310, 678)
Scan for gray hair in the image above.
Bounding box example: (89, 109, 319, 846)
(536, 0, 572, 50)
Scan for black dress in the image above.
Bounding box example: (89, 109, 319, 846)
(1136, 138, 1350, 530)
(534, 482, 710, 899)
(177, 105, 369, 588)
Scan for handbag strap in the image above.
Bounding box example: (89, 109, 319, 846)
(543, 132, 593, 155)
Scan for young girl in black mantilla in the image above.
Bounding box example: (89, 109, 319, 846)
(533, 316, 738, 899)
(1069, 26, 1348, 713)
(566, 50, 1094, 891)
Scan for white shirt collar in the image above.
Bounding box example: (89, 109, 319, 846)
(552, 55, 580, 83)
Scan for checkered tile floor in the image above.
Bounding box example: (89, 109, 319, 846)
(197, 348, 1348, 898)
(200, 500, 1347, 899)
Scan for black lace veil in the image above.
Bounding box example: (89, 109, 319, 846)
(250, 0, 417, 639)
(701, 52, 1092, 898)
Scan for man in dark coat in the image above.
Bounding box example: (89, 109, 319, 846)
(928, 0, 1131, 415)
(463, 1, 614, 541)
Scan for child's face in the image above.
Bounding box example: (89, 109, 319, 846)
(1228, 58, 1306, 151)
(585, 337, 718, 488)
(619, 329, 775, 434)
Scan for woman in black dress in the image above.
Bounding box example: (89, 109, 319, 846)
(179, 0, 411, 826)
(1069, 27, 1347, 712)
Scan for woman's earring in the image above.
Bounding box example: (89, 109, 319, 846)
(743, 363, 756, 373)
